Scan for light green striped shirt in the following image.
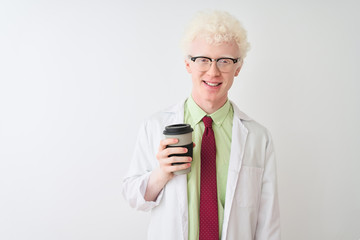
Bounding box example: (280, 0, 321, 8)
(184, 96, 233, 240)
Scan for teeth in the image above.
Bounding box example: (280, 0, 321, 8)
(205, 81, 220, 87)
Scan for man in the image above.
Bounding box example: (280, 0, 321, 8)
(122, 10, 281, 240)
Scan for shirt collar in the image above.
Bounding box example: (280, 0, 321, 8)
(186, 95, 232, 127)
(210, 100, 231, 126)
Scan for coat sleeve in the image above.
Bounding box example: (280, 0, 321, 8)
(255, 133, 281, 239)
(122, 121, 164, 212)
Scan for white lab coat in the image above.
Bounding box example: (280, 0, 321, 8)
(122, 100, 281, 240)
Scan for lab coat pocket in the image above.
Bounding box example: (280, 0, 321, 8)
(235, 166, 264, 208)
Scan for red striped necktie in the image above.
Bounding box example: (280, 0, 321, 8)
(199, 116, 219, 240)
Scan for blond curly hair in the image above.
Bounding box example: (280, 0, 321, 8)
(181, 10, 250, 59)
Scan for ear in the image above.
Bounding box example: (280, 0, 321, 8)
(234, 60, 244, 77)
(185, 59, 192, 73)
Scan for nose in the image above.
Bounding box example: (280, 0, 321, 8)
(206, 61, 221, 76)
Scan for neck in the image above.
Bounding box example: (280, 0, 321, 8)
(191, 93, 227, 114)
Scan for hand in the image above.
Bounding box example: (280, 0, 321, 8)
(156, 138, 192, 181)
(144, 138, 195, 201)
(144, 139, 194, 201)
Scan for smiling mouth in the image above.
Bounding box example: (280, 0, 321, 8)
(203, 81, 222, 87)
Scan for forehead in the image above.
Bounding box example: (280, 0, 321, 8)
(188, 37, 240, 58)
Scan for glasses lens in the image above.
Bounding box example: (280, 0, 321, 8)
(194, 57, 211, 71)
(216, 59, 233, 72)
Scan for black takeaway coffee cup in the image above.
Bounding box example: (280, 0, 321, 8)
(163, 124, 193, 175)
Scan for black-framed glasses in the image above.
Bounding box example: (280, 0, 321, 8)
(189, 56, 241, 73)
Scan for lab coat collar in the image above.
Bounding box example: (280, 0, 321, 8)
(229, 100, 252, 121)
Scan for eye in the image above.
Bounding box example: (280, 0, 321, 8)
(218, 58, 232, 64)
(196, 57, 211, 63)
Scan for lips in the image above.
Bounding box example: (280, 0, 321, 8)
(203, 81, 222, 87)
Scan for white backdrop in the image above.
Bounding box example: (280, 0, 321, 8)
(1, 0, 359, 239)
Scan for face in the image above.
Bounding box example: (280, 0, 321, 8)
(185, 38, 243, 110)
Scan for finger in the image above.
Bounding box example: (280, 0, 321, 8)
(158, 138, 179, 151)
(168, 156, 192, 164)
(158, 146, 187, 160)
(160, 156, 192, 166)
(169, 162, 191, 173)
(161, 147, 188, 158)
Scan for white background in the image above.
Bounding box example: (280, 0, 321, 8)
(1, 0, 359, 239)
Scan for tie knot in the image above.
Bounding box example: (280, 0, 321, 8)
(202, 116, 213, 128)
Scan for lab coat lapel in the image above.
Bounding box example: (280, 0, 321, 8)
(221, 103, 249, 240)
(169, 100, 189, 240)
